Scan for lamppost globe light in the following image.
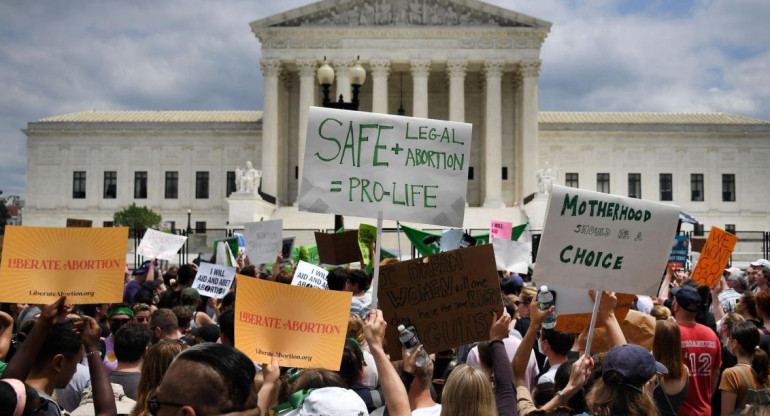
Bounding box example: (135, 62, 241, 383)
(350, 57, 366, 86)
(316, 56, 335, 85)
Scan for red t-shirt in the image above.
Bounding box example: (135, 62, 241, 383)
(678, 322, 722, 416)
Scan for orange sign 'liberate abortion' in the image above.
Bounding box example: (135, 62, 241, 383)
(0, 226, 127, 304)
(235, 276, 352, 370)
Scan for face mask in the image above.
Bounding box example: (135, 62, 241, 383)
(725, 338, 735, 355)
(538, 338, 546, 355)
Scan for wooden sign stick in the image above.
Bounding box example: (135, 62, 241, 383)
(370, 211, 384, 310)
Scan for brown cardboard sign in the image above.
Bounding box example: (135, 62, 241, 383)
(314, 231, 362, 265)
(66, 218, 93, 228)
(690, 237, 707, 254)
(553, 293, 636, 333)
(379, 244, 504, 359)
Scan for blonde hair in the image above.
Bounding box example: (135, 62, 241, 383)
(521, 286, 538, 305)
(440, 364, 496, 416)
(346, 314, 365, 346)
(650, 305, 671, 320)
(586, 378, 658, 416)
(131, 340, 187, 416)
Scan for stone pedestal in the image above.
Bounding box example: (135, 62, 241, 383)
(227, 193, 276, 226)
(523, 193, 549, 232)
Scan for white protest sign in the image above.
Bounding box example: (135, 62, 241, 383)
(192, 262, 236, 298)
(137, 229, 187, 261)
(298, 107, 472, 227)
(492, 238, 530, 274)
(243, 220, 283, 265)
(290, 260, 329, 290)
(532, 185, 680, 296)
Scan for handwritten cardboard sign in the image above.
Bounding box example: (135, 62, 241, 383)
(192, 262, 236, 298)
(492, 239, 530, 273)
(378, 244, 503, 359)
(544, 285, 636, 333)
(66, 218, 93, 227)
(244, 220, 283, 265)
(314, 231, 362, 265)
(137, 229, 187, 261)
(532, 185, 680, 296)
(298, 107, 473, 227)
(291, 260, 329, 290)
(235, 276, 352, 370)
(490, 220, 513, 240)
(690, 226, 738, 288)
(0, 226, 127, 303)
(668, 235, 689, 269)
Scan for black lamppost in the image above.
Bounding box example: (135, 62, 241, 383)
(186, 209, 192, 234)
(317, 56, 366, 231)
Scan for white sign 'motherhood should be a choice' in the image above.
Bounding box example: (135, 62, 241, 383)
(533, 185, 680, 296)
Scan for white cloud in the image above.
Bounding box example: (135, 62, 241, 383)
(0, 0, 768, 198)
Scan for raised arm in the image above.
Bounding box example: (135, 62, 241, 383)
(596, 291, 625, 349)
(82, 316, 117, 416)
(365, 310, 411, 416)
(489, 311, 515, 416)
(0, 311, 13, 361)
(258, 354, 280, 416)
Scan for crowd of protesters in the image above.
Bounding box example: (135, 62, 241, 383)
(3, 249, 770, 416)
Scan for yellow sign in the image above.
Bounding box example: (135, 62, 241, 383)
(235, 275, 352, 370)
(0, 226, 127, 304)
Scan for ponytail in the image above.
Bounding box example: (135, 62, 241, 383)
(752, 347, 770, 383)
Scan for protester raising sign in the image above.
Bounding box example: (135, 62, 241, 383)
(378, 244, 503, 359)
(690, 226, 738, 288)
(243, 219, 283, 265)
(668, 235, 689, 269)
(0, 226, 127, 303)
(490, 220, 513, 240)
(137, 228, 187, 261)
(291, 260, 329, 290)
(533, 185, 680, 296)
(235, 277, 352, 370)
(192, 262, 236, 298)
(298, 107, 473, 228)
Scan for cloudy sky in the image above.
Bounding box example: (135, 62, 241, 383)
(1, 0, 768, 198)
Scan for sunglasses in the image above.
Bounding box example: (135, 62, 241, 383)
(135, 316, 149, 323)
(111, 318, 131, 325)
(147, 395, 185, 416)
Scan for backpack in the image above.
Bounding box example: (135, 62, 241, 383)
(736, 366, 770, 408)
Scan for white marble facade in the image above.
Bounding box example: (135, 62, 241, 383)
(22, 0, 770, 233)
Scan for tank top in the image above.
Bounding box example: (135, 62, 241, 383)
(654, 377, 690, 416)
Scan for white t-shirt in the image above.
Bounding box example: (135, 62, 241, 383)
(412, 404, 442, 416)
(536, 362, 562, 385)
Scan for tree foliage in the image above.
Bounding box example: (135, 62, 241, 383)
(113, 203, 161, 231)
(0, 202, 8, 234)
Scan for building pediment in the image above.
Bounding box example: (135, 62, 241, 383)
(250, 0, 551, 30)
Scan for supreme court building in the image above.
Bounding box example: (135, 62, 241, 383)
(23, 0, 770, 236)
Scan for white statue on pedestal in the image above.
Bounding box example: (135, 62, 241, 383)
(235, 161, 261, 194)
(536, 162, 558, 194)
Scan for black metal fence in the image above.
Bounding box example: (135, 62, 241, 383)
(127, 227, 770, 270)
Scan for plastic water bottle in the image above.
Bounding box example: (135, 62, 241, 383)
(398, 324, 430, 367)
(538, 285, 557, 330)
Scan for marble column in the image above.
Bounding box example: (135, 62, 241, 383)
(519, 60, 541, 203)
(296, 59, 317, 204)
(447, 59, 467, 122)
(333, 58, 354, 102)
(410, 59, 431, 118)
(260, 59, 281, 201)
(513, 72, 524, 204)
(370, 59, 390, 114)
(483, 60, 506, 208)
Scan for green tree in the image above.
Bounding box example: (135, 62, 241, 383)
(0, 202, 8, 234)
(113, 203, 161, 233)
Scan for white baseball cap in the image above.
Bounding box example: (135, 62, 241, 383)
(276, 387, 368, 416)
(750, 259, 770, 269)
